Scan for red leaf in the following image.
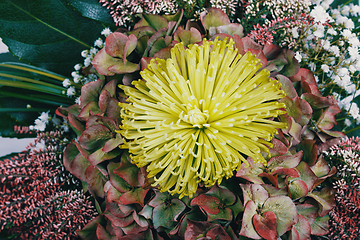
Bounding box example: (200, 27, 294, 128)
(98, 90, 111, 113)
(105, 32, 128, 58)
(268, 151, 303, 170)
(85, 165, 106, 198)
(258, 172, 278, 187)
(300, 71, 321, 96)
(78, 124, 112, 150)
(114, 154, 140, 187)
(96, 223, 116, 240)
(120, 188, 149, 207)
(242, 36, 262, 50)
(78, 101, 101, 120)
(80, 79, 103, 108)
(253, 211, 277, 240)
(190, 194, 220, 215)
(68, 113, 85, 132)
(206, 226, 231, 240)
(104, 181, 122, 204)
(269, 138, 288, 156)
(263, 42, 282, 60)
(123, 34, 138, 64)
(288, 179, 309, 199)
(239, 200, 261, 239)
(184, 219, 218, 240)
(293, 215, 311, 240)
(104, 211, 134, 228)
(70, 153, 90, 182)
(200, 7, 230, 30)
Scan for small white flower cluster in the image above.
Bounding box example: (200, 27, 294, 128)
(29, 111, 69, 132)
(244, 0, 311, 23)
(62, 28, 111, 100)
(29, 111, 50, 131)
(291, 1, 360, 128)
(99, 0, 178, 27)
(209, 0, 237, 15)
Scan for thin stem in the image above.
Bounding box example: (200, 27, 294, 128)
(0, 108, 52, 112)
(0, 91, 74, 106)
(0, 63, 65, 81)
(344, 124, 360, 134)
(0, 79, 65, 96)
(0, 73, 65, 90)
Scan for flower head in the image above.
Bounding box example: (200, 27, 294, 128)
(119, 38, 286, 198)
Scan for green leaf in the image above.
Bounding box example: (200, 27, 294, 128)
(152, 199, 186, 229)
(85, 165, 106, 198)
(76, 215, 106, 240)
(0, 0, 104, 76)
(262, 196, 298, 236)
(311, 215, 330, 235)
(65, 0, 115, 26)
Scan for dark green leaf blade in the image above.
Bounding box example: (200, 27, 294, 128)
(0, 0, 104, 76)
(65, 0, 115, 26)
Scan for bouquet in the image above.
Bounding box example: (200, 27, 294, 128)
(0, 0, 359, 239)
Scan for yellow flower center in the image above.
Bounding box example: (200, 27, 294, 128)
(182, 106, 208, 126)
(118, 38, 287, 198)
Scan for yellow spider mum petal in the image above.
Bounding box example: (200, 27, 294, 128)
(119, 38, 287, 198)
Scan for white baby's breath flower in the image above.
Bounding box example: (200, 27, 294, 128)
(310, 5, 334, 23)
(71, 71, 81, 78)
(329, 45, 340, 57)
(101, 28, 112, 37)
(348, 37, 360, 47)
(327, 28, 337, 35)
(338, 68, 349, 77)
(344, 118, 352, 127)
(75, 97, 81, 105)
(346, 83, 356, 94)
(74, 64, 81, 71)
(315, 75, 319, 83)
(73, 77, 80, 84)
(322, 39, 331, 50)
(34, 119, 46, 131)
(342, 29, 353, 39)
(291, 27, 299, 38)
(349, 65, 356, 73)
(81, 50, 89, 58)
(313, 24, 325, 38)
(38, 111, 50, 124)
(349, 103, 360, 119)
(295, 52, 302, 62)
(84, 57, 92, 67)
(321, 64, 330, 73)
(67, 86, 76, 97)
(89, 48, 98, 55)
(62, 78, 71, 87)
(341, 5, 351, 16)
(308, 62, 316, 71)
(94, 38, 104, 48)
(352, 5, 360, 16)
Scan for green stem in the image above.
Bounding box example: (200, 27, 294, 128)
(0, 73, 65, 90)
(0, 63, 66, 81)
(0, 108, 51, 112)
(344, 125, 360, 134)
(0, 91, 73, 106)
(0, 79, 64, 96)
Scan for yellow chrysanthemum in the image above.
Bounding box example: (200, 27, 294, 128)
(118, 38, 287, 198)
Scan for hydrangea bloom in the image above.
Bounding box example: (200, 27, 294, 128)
(119, 38, 287, 198)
